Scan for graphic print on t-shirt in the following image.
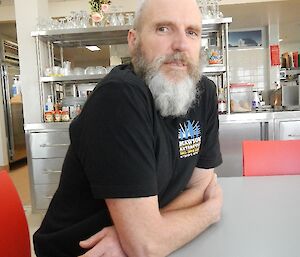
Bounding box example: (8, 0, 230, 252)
(178, 120, 201, 158)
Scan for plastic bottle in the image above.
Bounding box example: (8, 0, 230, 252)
(218, 88, 227, 114)
(44, 95, 54, 112)
(11, 78, 19, 97)
(252, 91, 260, 109)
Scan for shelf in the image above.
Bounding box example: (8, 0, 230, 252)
(31, 18, 232, 47)
(40, 74, 106, 83)
(31, 25, 132, 47)
(202, 17, 232, 33)
(203, 65, 226, 74)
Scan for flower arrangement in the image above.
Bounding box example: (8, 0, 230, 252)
(89, 0, 111, 13)
(89, 0, 111, 24)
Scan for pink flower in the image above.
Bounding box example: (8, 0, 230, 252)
(92, 12, 103, 22)
(101, 4, 109, 13)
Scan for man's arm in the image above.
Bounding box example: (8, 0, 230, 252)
(79, 168, 222, 257)
(161, 168, 215, 212)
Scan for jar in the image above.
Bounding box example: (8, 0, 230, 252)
(54, 110, 62, 122)
(44, 111, 54, 122)
(208, 47, 222, 65)
(61, 111, 70, 122)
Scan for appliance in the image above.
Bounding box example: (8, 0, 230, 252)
(282, 85, 299, 107)
(0, 38, 26, 163)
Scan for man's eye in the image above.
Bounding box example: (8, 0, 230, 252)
(158, 26, 169, 32)
(187, 31, 199, 38)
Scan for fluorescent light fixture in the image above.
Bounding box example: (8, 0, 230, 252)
(86, 46, 101, 51)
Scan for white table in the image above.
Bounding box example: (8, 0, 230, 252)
(170, 175, 300, 257)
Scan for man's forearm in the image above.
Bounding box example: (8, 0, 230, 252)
(152, 194, 222, 257)
(161, 169, 214, 213)
(106, 183, 222, 257)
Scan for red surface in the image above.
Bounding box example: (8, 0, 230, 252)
(0, 170, 31, 257)
(242, 140, 300, 176)
(270, 44, 281, 66)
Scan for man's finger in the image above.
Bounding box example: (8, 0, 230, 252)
(79, 229, 107, 248)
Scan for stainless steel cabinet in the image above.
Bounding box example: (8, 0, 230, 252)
(26, 126, 69, 212)
(276, 120, 300, 140)
(274, 111, 300, 140)
(217, 112, 274, 177)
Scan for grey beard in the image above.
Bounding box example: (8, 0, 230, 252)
(147, 71, 198, 117)
(132, 49, 202, 117)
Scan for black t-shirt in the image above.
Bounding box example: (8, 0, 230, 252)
(34, 64, 222, 257)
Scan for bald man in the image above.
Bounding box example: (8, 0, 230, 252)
(33, 0, 223, 256)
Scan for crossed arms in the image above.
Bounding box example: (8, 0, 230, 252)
(79, 168, 223, 257)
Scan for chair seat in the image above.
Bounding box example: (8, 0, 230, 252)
(243, 140, 300, 176)
(0, 170, 31, 257)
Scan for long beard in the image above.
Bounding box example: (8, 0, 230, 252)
(132, 43, 202, 117)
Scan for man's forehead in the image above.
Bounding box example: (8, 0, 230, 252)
(143, 0, 202, 25)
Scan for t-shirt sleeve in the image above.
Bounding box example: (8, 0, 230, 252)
(196, 78, 222, 169)
(75, 79, 158, 199)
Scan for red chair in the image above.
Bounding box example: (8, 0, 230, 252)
(242, 140, 300, 176)
(0, 170, 31, 257)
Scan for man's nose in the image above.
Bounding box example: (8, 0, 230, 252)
(171, 30, 189, 52)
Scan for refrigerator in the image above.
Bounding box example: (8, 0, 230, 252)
(0, 38, 26, 163)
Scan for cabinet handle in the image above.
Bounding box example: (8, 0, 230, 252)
(40, 143, 69, 147)
(43, 169, 62, 175)
(44, 195, 53, 199)
(288, 134, 300, 138)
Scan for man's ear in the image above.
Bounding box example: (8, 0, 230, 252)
(128, 29, 137, 54)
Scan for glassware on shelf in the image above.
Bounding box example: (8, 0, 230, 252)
(126, 13, 134, 26)
(197, 0, 221, 19)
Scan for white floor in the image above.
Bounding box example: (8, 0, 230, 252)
(24, 206, 44, 257)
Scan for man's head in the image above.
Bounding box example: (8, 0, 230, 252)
(128, 0, 203, 117)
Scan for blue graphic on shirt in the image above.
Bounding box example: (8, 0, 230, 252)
(178, 120, 202, 159)
(178, 120, 200, 140)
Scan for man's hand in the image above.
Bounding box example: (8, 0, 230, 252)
(78, 226, 127, 257)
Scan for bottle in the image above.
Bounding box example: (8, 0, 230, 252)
(218, 88, 227, 114)
(44, 95, 54, 112)
(11, 78, 19, 97)
(252, 91, 260, 110)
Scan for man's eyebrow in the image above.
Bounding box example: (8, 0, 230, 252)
(153, 21, 202, 32)
(187, 25, 202, 33)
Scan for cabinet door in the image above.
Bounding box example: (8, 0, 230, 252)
(29, 132, 70, 158)
(279, 120, 300, 140)
(32, 158, 64, 184)
(216, 122, 262, 177)
(33, 184, 59, 210)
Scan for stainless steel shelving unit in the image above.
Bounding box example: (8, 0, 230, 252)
(40, 74, 106, 83)
(32, 18, 232, 122)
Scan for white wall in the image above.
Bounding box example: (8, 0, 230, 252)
(228, 48, 268, 90)
(0, 0, 138, 22)
(280, 43, 300, 54)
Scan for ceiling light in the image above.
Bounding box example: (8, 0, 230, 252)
(86, 46, 101, 51)
(279, 39, 283, 42)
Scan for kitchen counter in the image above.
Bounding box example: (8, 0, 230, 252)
(219, 110, 300, 123)
(24, 110, 300, 132)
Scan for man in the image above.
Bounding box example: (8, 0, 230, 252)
(33, 0, 223, 256)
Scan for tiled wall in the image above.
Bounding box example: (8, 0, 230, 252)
(228, 48, 269, 90)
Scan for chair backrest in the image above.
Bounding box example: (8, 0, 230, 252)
(0, 170, 31, 257)
(242, 140, 300, 176)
